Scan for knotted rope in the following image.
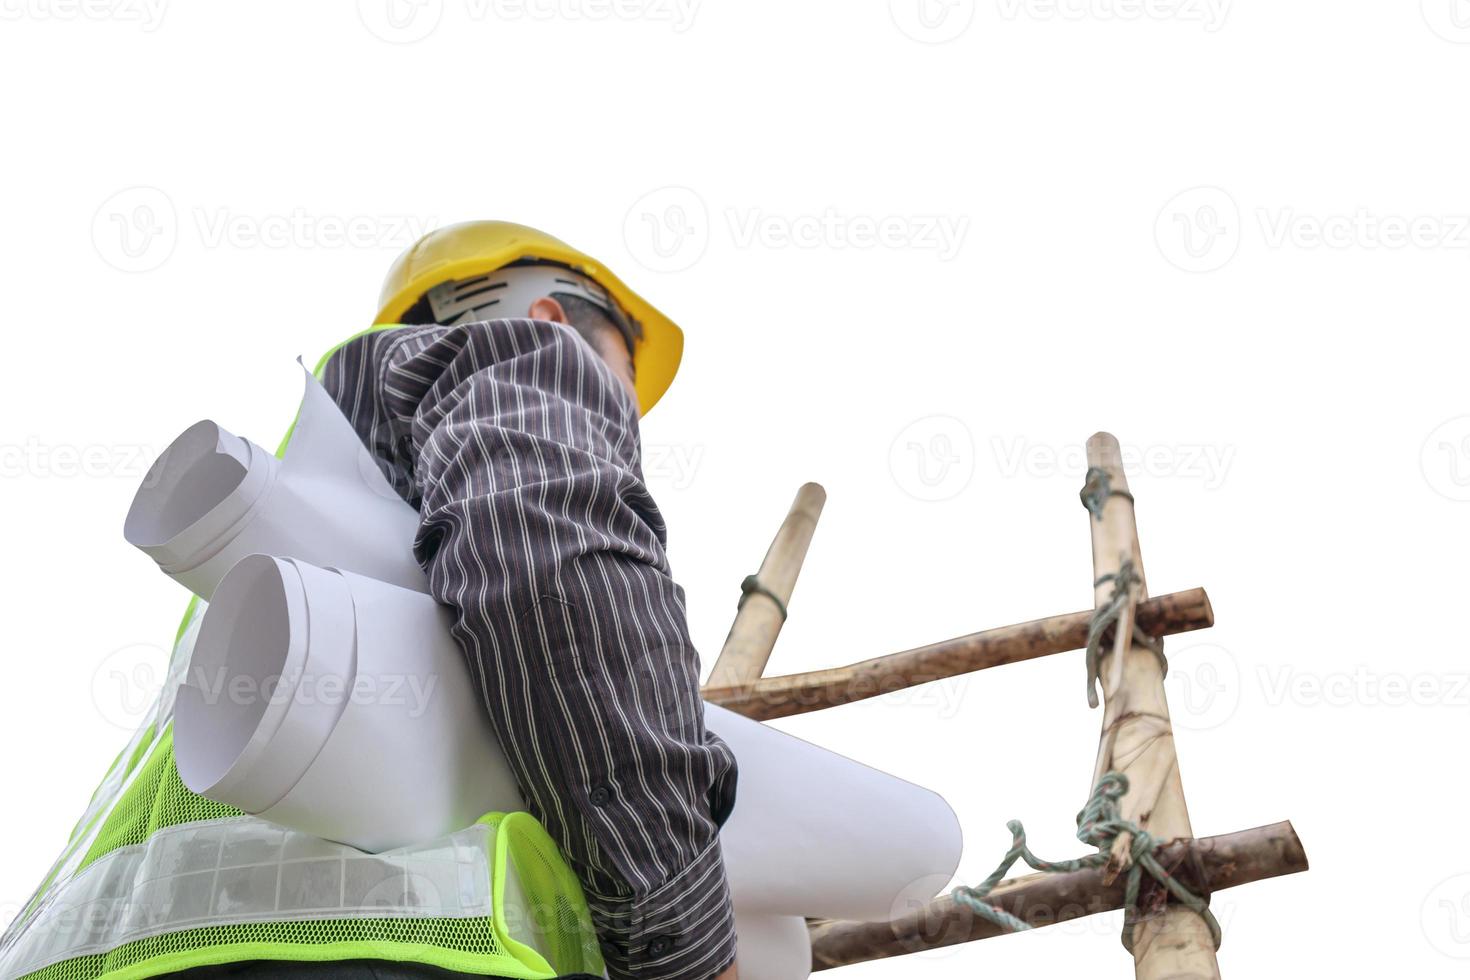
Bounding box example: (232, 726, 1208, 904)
(1084, 561, 1168, 708)
(1079, 466, 1166, 708)
(952, 772, 1222, 952)
(1079, 465, 1133, 522)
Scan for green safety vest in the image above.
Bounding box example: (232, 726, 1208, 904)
(0, 333, 604, 980)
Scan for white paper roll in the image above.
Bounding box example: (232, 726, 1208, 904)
(178, 556, 961, 917)
(126, 368, 426, 599)
(174, 556, 359, 814)
(708, 704, 962, 923)
(176, 555, 523, 852)
(178, 558, 961, 909)
(735, 912, 811, 980)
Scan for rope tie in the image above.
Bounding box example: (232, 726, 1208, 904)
(1085, 561, 1168, 709)
(1079, 465, 1134, 522)
(952, 772, 1222, 952)
(738, 575, 788, 621)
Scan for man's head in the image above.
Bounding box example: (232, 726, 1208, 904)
(375, 221, 684, 414)
(397, 262, 644, 404)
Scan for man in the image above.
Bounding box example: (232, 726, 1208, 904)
(323, 222, 741, 980)
(0, 222, 738, 980)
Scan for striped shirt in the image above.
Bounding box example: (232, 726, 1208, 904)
(321, 318, 739, 980)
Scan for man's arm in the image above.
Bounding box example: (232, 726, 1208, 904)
(323, 319, 739, 980)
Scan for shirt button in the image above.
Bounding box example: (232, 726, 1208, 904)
(589, 785, 612, 806)
(647, 935, 675, 957)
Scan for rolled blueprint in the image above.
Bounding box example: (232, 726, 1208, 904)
(173, 556, 354, 815)
(734, 913, 811, 980)
(125, 368, 426, 599)
(176, 555, 962, 915)
(707, 704, 962, 923)
(174, 554, 522, 853)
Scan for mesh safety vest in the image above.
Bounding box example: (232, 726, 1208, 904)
(0, 342, 605, 980)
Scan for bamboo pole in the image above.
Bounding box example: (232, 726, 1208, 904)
(706, 482, 826, 687)
(702, 588, 1214, 720)
(1083, 432, 1220, 978)
(807, 820, 1307, 969)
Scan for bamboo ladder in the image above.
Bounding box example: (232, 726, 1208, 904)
(701, 434, 1308, 974)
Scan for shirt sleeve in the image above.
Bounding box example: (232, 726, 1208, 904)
(321, 319, 739, 980)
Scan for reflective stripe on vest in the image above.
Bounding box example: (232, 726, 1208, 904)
(0, 818, 500, 980)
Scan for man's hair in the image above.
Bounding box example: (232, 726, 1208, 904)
(550, 291, 642, 359)
(398, 261, 643, 360)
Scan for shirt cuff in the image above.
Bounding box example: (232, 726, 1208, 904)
(586, 836, 738, 980)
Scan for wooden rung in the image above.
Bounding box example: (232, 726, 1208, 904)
(808, 821, 1308, 970)
(702, 588, 1213, 720)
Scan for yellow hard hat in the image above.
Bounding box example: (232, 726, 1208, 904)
(376, 221, 683, 415)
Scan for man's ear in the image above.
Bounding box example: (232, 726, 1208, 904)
(528, 296, 569, 323)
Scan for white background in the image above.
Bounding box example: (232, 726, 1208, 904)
(2, 1, 1469, 976)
